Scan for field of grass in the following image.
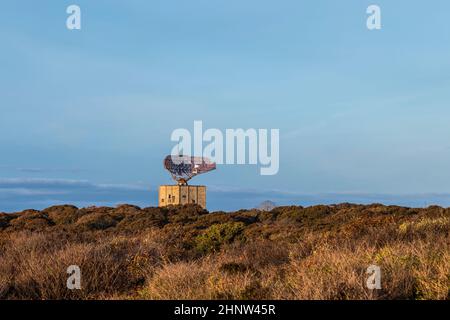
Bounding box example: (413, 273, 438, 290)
(0, 203, 449, 300)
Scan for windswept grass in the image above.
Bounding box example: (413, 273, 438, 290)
(0, 204, 448, 300)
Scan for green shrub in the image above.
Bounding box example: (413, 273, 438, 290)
(195, 222, 245, 253)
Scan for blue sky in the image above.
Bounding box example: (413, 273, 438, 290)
(1, 1, 450, 212)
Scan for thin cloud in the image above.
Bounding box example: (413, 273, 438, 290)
(1, 178, 450, 213)
(17, 168, 84, 174)
(0, 178, 152, 212)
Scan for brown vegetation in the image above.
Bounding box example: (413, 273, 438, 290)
(0, 203, 448, 300)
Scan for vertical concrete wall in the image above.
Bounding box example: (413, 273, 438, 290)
(188, 187, 198, 205)
(180, 186, 189, 205)
(159, 185, 207, 209)
(197, 186, 206, 208)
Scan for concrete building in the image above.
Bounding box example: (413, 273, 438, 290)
(158, 185, 207, 209)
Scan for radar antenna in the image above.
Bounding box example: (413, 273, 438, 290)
(164, 155, 216, 185)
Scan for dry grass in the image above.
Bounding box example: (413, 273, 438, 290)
(0, 204, 448, 300)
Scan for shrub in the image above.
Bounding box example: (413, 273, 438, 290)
(75, 213, 119, 231)
(8, 211, 54, 231)
(195, 222, 245, 253)
(0, 203, 449, 300)
(116, 208, 168, 233)
(0, 214, 17, 230)
(43, 205, 79, 225)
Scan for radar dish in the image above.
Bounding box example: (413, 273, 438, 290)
(164, 155, 216, 185)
